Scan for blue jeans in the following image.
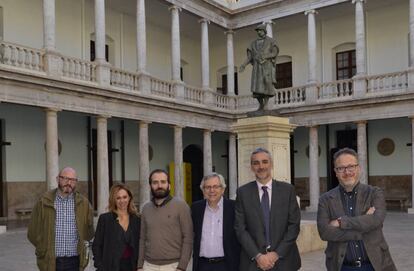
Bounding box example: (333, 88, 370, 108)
(341, 263, 375, 271)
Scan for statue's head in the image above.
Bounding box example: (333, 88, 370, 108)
(255, 24, 267, 38)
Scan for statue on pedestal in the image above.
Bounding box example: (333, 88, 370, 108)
(239, 24, 279, 111)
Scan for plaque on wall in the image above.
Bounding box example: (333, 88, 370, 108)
(377, 138, 395, 156)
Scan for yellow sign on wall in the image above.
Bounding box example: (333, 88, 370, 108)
(169, 162, 192, 204)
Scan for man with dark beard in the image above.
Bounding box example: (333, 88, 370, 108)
(28, 167, 94, 271)
(137, 169, 193, 271)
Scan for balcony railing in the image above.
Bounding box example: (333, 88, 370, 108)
(0, 41, 413, 114)
(62, 55, 96, 83)
(0, 41, 44, 72)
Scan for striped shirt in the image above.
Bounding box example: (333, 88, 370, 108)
(54, 192, 79, 257)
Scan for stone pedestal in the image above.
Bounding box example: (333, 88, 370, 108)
(232, 116, 295, 186)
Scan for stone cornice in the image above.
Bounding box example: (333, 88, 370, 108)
(0, 68, 235, 132)
(162, 0, 350, 29)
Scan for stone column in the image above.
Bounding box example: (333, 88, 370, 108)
(408, 0, 414, 86)
(174, 126, 184, 199)
(200, 19, 210, 89)
(139, 121, 150, 209)
(305, 10, 318, 104)
(409, 117, 414, 214)
(94, 0, 106, 63)
(352, 0, 367, 98)
(203, 129, 213, 175)
(228, 133, 237, 199)
(94, 0, 110, 86)
(43, 0, 55, 51)
(308, 126, 319, 212)
(97, 116, 109, 215)
(226, 30, 235, 95)
(136, 0, 147, 73)
(356, 121, 368, 184)
(42, 0, 62, 76)
(170, 6, 181, 82)
(45, 108, 60, 190)
(353, 0, 367, 75)
(264, 20, 273, 38)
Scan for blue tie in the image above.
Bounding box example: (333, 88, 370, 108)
(261, 186, 271, 246)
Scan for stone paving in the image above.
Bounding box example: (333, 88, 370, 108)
(0, 211, 413, 271)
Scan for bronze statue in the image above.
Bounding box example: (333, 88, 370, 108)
(240, 24, 279, 110)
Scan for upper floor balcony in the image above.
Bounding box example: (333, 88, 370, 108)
(1, 39, 413, 124)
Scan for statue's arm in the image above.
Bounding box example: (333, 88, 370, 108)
(239, 48, 253, 72)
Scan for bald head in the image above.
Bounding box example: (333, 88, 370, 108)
(56, 167, 78, 196)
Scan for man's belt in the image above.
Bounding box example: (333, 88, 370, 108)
(199, 256, 225, 263)
(343, 260, 371, 268)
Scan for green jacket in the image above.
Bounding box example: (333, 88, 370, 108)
(27, 189, 94, 271)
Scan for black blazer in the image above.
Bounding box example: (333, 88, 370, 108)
(92, 212, 140, 271)
(191, 198, 240, 271)
(234, 180, 301, 271)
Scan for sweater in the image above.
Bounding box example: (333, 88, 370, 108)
(137, 197, 193, 270)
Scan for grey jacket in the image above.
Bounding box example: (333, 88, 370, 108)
(317, 183, 397, 271)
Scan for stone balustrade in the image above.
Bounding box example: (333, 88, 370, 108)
(110, 68, 138, 90)
(318, 78, 353, 100)
(61, 55, 96, 82)
(0, 40, 413, 114)
(0, 41, 44, 71)
(367, 71, 408, 94)
(274, 85, 307, 106)
(184, 86, 204, 104)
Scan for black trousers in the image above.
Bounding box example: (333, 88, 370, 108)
(198, 257, 228, 271)
(55, 256, 79, 271)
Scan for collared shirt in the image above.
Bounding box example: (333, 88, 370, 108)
(256, 179, 273, 208)
(339, 183, 369, 264)
(54, 192, 79, 257)
(199, 197, 224, 258)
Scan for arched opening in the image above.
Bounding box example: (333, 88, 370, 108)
(183, 144, 203, 202)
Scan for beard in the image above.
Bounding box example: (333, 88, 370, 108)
(58, 183, 74, 195)
(151, 187, 170, 199)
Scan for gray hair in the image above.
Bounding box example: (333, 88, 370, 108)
(250, 147, 273, 164)
(199, 172, 227, 190)
(333, 148, 358, 165)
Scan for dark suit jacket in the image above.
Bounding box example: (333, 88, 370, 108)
(235, 180, 301, 271)
(191, 198, 240, 271)
(317, 183, 397, 271)
(92, 212, 141, 271)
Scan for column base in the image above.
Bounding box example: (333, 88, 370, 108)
(95, 61, 111, 87)
(305, 205, 318, 212)
(173, 80, 185, 101)
(407, 208, 414, 214)
(305, 82, 318, 105)
(352, 74, 367, 98)
(137, 72, 151, 95)
(44, 50, 63, 77)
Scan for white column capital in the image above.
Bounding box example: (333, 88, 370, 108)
(44, 107, 62, 113)
(97, 115, 111, 121)
(352, 0, 366, 4)
(224, 29, 235, 35)
(355, 120, 367, 125)
(168, 5, 181, 12)
(304, 9, 318, 16)
(263, 20, 273, 26)
(198, 18, 210, 24)
(139, 120, 152, 126)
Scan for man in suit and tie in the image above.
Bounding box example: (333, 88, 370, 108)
(317, 148, 396, 271)
(191, 172, 240, 271)
(235, 147, 301, 271)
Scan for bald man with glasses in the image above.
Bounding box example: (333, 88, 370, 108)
(317, 148, 396, 271)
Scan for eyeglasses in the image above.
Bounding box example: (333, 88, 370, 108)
(203, 185, 222, 191)
(58, 176, 78, 183)
(334, 164, 359, 173)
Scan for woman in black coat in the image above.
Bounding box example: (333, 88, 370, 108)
(92, 183, 140, 271)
